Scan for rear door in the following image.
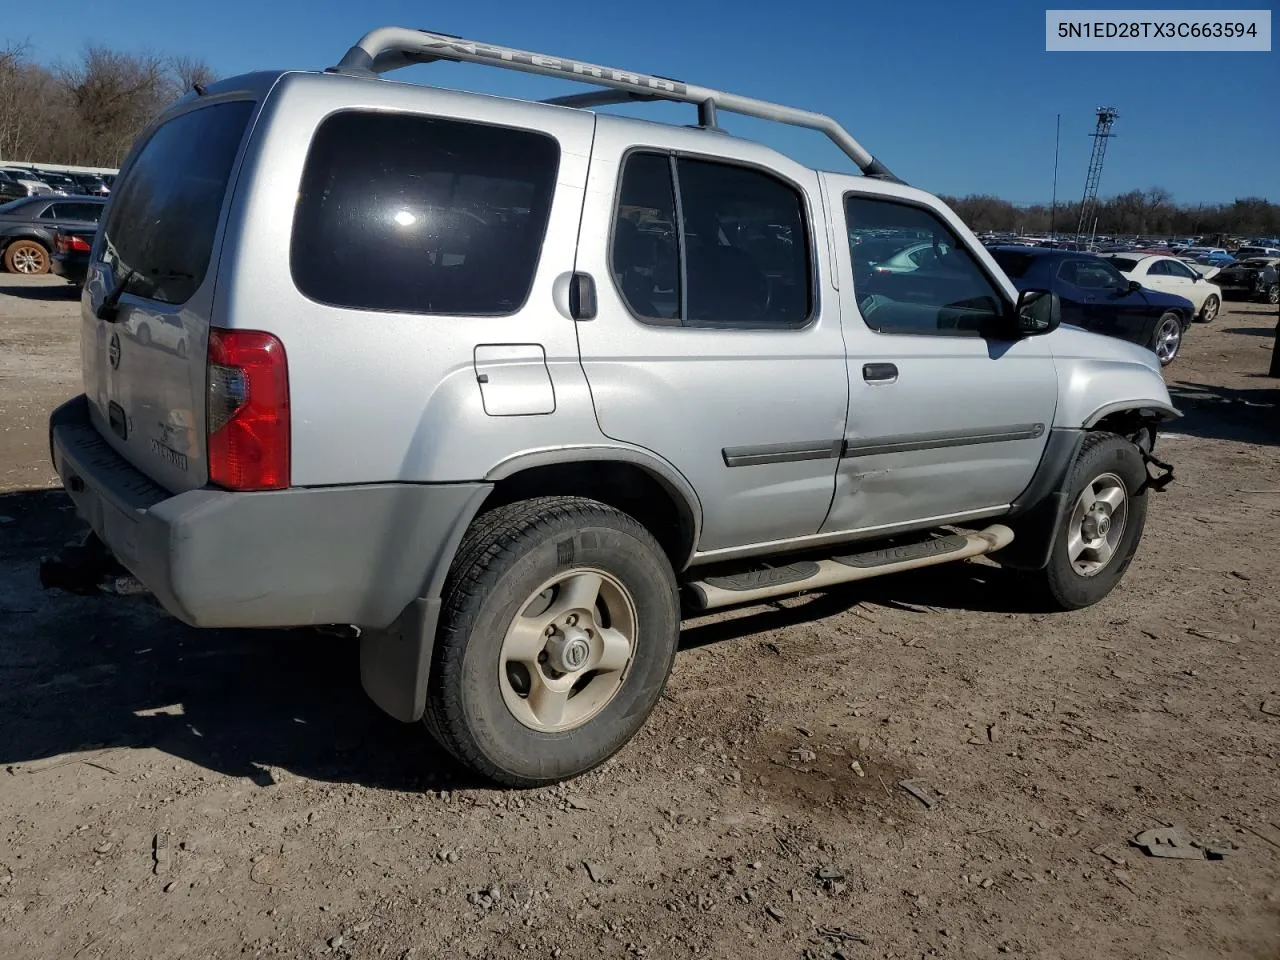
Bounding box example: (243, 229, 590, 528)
(82, 95, 257, 492)
(573, 125, 848, 553)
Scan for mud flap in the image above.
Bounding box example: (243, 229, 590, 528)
(1138, 446, 1175, 492)
(359, 597, 440, 723)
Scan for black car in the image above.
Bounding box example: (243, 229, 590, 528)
(988, 246, 1196, 366)
(51, 224, 96, 285)
(0, 195, 107, 275)
(69, 173, 111, 197)
(30, 170, 79, 195)
(0, 171, 29, 202)
(1212, 258, 1279, 304)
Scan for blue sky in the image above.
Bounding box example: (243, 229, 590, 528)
(5, 0, 1277, 203)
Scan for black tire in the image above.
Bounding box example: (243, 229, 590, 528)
(1149, 311, 1183, 366)
(425, 496, 680, 787)
(1024, 432, 1149, 611)
(1267, 284, 1279, 306)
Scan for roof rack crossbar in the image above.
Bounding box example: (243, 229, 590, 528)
(329, 26, 901, 182)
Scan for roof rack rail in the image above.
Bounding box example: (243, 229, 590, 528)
(328, 26, 902, 182)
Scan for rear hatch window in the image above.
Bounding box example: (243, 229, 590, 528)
(100, 100, 254, 300)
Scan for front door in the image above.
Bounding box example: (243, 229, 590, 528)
(1055, 257, 1155, 348)
(820, 176, 1059, 535)
(573, 126, 848, 554)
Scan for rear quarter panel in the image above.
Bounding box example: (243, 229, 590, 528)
(215, 73, 609, 487)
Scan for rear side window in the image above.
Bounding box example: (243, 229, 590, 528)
(101, 100, 254, 305)
(49, 202, 103, 222)
(610, 151, 812, 329)
(291, 111, 560, 316)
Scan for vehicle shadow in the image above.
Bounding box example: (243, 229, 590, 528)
(1, 486, 1045, 791)
(1220, 326, 1275, 338)
(1164, 381, 1280, 447)
(0, 278, 80, 300)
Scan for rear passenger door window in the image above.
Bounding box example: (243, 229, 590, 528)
(610, 152, 812, 329)
(291, 111, 560, 316)
(844, 195, 1007, 336)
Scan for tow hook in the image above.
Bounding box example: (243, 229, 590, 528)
(39, 532, 148, 598)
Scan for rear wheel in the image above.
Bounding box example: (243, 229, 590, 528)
(1198, 294, 1219, 323)
(4, 240, 49, 275)
(425, 496, 680, 787)
(1267, 284, 1279, 306)
(1023, 432, 1149, 611)
(1151, 311, 1183, 365)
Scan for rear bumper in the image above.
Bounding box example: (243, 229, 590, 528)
(51, 254, 88, 285)
(49, 395, 490, 629)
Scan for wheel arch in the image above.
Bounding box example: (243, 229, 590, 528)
(483, 447, 703, 571)
(1, 232, 50, 254)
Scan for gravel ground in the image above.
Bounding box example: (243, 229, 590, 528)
(1, 272, 1278, 960)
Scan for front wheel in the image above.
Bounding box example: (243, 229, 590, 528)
(425, 496, 680, 787)
(1024, 432, 1150, 611)
(1151, 311, 1183, 366)
(1267, 284, 1279, 306)
(1198, 294, 1219, 323)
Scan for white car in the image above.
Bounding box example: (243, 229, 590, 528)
(1099, 253, 1223, 323)
(0, 168, 53, 196)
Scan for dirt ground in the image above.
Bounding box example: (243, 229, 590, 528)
(1, 272, 1278, 960)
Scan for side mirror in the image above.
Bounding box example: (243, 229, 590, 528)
(1127, 279, 1142, 293)
(1015, 289, 1060, 335)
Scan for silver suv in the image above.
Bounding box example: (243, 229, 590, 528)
(47, 26, 1178, 786)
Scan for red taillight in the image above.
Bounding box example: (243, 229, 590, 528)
(206, 329, 290, 491)
(55, 234, 91, 253)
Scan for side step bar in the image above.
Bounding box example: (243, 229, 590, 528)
(686, 525, 1014, 610)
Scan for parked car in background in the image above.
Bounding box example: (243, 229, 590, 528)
(990, 246, 1195, 365)
(0, 171, 28, 202)
(69, 174, 111, 196)
(0, 168, 53, 196)
(1233, 245, 1280, 260)
(1098, 252, 1223, 322)
(0, 195, 108, 274)
(1213, 257, 1280, 304)
(51, 225, 96, 286)
(1182, 247, 1235, 267)
(32, 171, 79, 196)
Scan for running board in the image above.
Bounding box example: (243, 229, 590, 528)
(685, 525, 1014, 610)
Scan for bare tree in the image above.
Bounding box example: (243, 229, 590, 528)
(166, 55, 217, 98)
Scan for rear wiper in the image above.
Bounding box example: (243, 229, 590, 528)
(96, 267, 136, 322)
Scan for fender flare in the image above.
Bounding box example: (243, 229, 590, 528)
(484, 444, 705, 567)
(1081, 399, 1180, 429)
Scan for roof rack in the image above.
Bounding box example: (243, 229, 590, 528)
(328, 26, 902, 182)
